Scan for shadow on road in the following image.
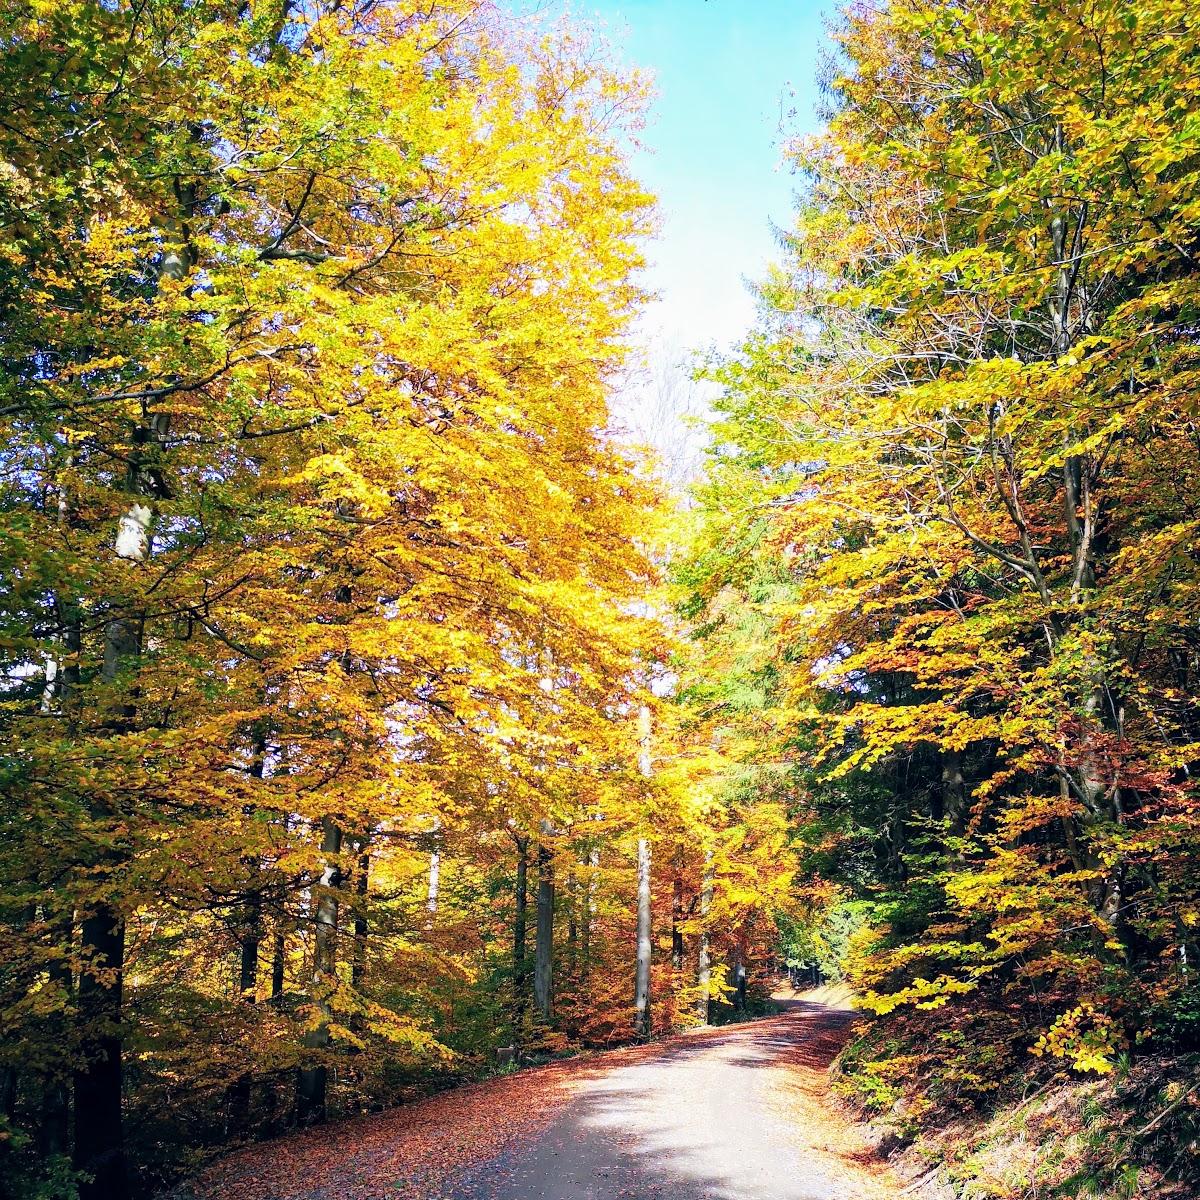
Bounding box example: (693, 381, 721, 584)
(446, 1003, 885, 1200)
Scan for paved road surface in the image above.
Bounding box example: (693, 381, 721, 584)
(442, 998, 893, 1200)
(184, 994, 895, 1200)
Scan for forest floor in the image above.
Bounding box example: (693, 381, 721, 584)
(180, 987, 899, 1200)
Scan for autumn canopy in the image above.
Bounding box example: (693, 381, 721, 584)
(3, 0, 1200, 1197)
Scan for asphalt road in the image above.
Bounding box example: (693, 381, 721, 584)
(182, 993, 896, 1200)
(442, 998, 894, 1200)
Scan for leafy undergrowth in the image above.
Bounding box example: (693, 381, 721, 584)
(170, 1062, 569, 1200)
(835, 1035, 1200, 1199)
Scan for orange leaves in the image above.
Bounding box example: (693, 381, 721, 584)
(0, 1, 680, 1187)
(673, 0, 1200, 1151)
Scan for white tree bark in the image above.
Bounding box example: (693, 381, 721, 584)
(634, 836, 652, 1040)
(634, 705, 653, 1040)
(696, 849, 714, 1024)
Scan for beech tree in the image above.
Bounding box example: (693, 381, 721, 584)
(679, 0, 1200, 1137)
(0, 2, 699, 1195)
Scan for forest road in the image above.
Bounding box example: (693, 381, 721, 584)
(184, 992, 898, 1200)
(441, 992, 896, 1200)
(446, 993, 897, 1200)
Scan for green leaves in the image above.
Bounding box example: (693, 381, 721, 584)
(677, 0, 1200, 1148)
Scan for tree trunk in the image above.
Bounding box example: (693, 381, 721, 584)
(566, 864, 578, 974)
(352, 846, 369, 992)
(941, 748, 966, 833)
(229, 730, 269, 1136)
(634, 836, 652, 1041)
(239, 919, 260, 999)
(696, 850, 713, 1024)
(634, 705, 653, 1039)
(73, 192, 193, 1199)
(0, 1066, 17, 1129)
(75, 597, 141, 1199)
(74, 586, 140, 1200)
(512, 836, 529, 1041)
(73, 908, 128, 1200)
(237, 730, 269, 1001)
(37, 906, 72, 1158)
(40, 1068, 70, 1159)
(880, 751, 908, 884)
(263, 917, 288, 1134)
(534, 845, 554, 1020)
(237, 730, 269, 1003)
(41, 585, 77, 1157)
(296, 817, 341, 1126)
(0, 1066, 15, 1122)
(671, 862, 684, 971)
(227, 910, 259, 1135)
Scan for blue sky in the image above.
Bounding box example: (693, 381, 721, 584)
(508, 0, 836, 472)
(577, 0, 832, 350)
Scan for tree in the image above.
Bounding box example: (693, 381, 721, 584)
(679, 0, 1200, 1127)
(0, 1, 664, 1192)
